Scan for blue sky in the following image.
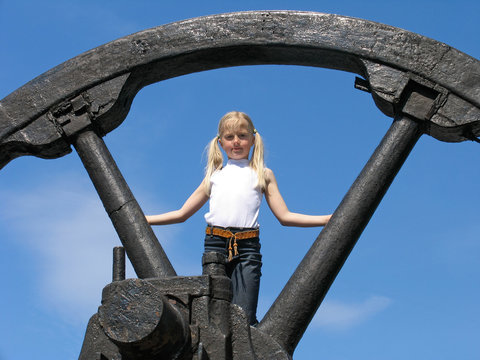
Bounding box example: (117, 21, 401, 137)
(1, 1, 479, 359)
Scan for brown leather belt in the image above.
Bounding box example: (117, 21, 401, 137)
(206, 226, 259, 261)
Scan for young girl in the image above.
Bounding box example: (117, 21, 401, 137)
(146, 111, 331, 325)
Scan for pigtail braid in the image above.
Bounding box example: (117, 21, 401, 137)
(250, 130, 266, 191)
(203, 136, 224, 195)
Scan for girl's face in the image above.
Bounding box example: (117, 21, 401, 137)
(219, 121, 255, 160)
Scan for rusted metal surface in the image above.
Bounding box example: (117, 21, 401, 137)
(1, 10, 479, 360)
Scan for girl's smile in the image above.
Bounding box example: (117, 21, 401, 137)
(219, 124, 255, 160)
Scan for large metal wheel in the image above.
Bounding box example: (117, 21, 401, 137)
(1, 11, 479, 359)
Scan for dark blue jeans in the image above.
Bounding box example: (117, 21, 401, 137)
(204, 227, 262, 325)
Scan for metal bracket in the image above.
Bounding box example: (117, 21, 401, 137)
(354, 77, 371, 93)
(49, 93, 93, 138)
(396, 76, 448, 122)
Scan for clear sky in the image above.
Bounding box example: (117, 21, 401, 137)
(1, 1, 479, 359)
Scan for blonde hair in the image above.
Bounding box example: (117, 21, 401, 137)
(204, 111, 266, 195)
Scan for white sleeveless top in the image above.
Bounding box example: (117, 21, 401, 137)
(204, 159, 262, 228)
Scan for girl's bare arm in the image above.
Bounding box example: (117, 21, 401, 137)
(264, 168, 332, 227)
(146, 182, 209, 225)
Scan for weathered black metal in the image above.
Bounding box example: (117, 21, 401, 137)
(1, 11, 479, 171)
(258, 114, 423, 353)
(73, 130, 176, 278)
(98, 279, 191, 359)
(113, 246, 126, 282)
(1, 10, 479, 360)
(80, 252, 290, 359)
